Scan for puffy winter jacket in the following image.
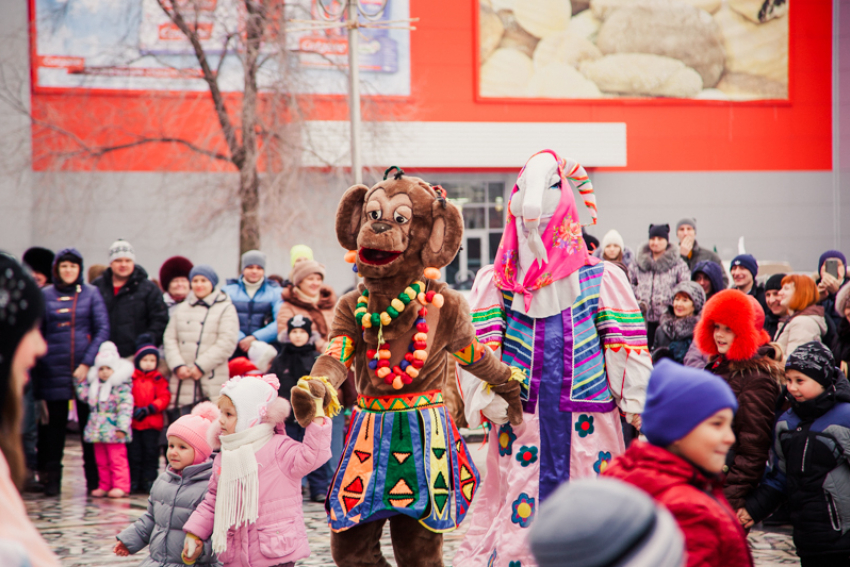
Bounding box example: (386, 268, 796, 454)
(35, 248, 110, 401)
(706, 354, 784, 509)
(629, 244, 691, 323)
(746, 375, 850, 559)
(131, 369, 171, 431)
(92, 266, 169, 358)
(117, 461, 220, 567)
(221, 277, 282, 344)
(74, 360, 134, 444)
(183, 419, 332, 567)
(775, 305, 828, 360)
(604, 441, 753, 567)
(164, 290, 239, 406)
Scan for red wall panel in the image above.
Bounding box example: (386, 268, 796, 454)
(30, 0, 832, 172)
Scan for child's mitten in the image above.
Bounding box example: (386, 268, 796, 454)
(147, 403, 157, 415)
(133, 406, 149, 421)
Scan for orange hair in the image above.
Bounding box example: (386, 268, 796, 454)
(781, 274, 819, 312)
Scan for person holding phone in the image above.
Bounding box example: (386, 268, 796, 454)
(817, 250, 849, 332)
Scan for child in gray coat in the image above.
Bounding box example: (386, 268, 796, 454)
(114, 402, 221, 566)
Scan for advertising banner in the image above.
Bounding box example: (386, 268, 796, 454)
(31, 0, 410, 95)
(478, 0, 789, 101)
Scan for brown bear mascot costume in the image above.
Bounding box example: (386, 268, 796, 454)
(289, 168, 525, 566)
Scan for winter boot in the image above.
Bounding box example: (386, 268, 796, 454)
(25, 470, 45, 493)
(43, 469, 62, 497)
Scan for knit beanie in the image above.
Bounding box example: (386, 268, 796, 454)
(133, 333, 160, 370)
(290, 260, 326, 288)
(22, 247, 55, 284)
(159, 256, 193, 292)
(642, 359, 738, 447)
(730, 254, 758, 278)
(786, 341, 836, 388)
(290, 244, 314, 268)
(676, 218, 696, 232)
(600, 229, 625, 252)
(108, 239, 135, 263)
(670, 281, 706, 314)
(648, 224, 670, 241)
(529, 478, 685, 567)
(287, 314, 313, 337)
(166, 402, 221, 465)
(94, 341, 122, 371)
(241, 250, 266, 271)
(189, 264, 219, 289)
(0, 253, 44, 412)
(818, 250, 847, 274)
(219, 375, 280, 433)
(228, 357, 259, 377)
(765, 273, 786, 292)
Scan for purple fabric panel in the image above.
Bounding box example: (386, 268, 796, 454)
(559, 308, 574, 411)
(539, 312, 572, 501)
(523, 319, 547, 413)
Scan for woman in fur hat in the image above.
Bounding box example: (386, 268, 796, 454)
(695, 289, 784, 510)
(629, 224, 691, 349)
(652, 281, 706, 365)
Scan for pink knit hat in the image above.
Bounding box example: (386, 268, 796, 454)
(166, 402, 220, 465)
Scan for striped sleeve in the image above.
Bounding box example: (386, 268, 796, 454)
(467, 266, 507, 351)
(595, 262, 651, 415)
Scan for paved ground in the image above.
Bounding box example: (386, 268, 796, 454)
(26, 436, 801, 566)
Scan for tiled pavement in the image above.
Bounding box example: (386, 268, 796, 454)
(26, 437, 800, 566)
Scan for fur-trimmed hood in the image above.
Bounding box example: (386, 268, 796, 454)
(695, 289, 762, 361)
(636, 243, 681, 273)
(658, 311, 700, 341)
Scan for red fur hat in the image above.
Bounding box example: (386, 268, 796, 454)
(746, 295, 771, 346)
(695, 289, 761, 361)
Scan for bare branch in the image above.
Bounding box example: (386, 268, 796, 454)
(155, 0, 244, 166)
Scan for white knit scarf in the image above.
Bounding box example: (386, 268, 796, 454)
(88, 371, 126, 407)
(212, 422, 274, 554)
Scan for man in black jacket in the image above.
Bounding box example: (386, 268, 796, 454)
(92, 239, 168, 358)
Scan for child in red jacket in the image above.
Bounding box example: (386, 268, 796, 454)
(129, 335, 171, 494)
(604, 359, 753, 567)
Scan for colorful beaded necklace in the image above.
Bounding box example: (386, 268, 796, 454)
(354, 280, 445, 390)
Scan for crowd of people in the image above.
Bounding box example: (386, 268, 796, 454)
(0, 212, 849, 567)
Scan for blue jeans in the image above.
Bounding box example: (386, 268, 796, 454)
(22, 385, 38, 471)
(285, 420, 331, 499)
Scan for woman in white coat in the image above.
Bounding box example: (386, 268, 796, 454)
(164, 265, 239, 406)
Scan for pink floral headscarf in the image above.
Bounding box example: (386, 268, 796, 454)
(493, 150, 598, 311)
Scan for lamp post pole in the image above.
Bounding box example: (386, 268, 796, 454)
(347, 0, 363, 185)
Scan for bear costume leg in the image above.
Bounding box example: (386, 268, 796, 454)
(331, 515, 443, 567)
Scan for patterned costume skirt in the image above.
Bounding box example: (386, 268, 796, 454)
(326, 390, 479, 533)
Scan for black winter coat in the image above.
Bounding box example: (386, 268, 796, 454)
(746, 374, 850, 558)
(34, 248, 110, 401)
(835, 318, 850, 368)
(92, 266, 168, 358)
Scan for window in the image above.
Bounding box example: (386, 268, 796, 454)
(425, 175, 514, 289)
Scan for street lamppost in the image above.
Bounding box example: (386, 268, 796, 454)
(289, 0, 417, 185)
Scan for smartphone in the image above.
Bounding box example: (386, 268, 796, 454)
(826, 258, 840, 279)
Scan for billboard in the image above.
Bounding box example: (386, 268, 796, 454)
(477, 0, 789, 101)
(31, 0, 410, 95)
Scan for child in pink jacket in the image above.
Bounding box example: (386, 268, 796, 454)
(181, 374, 332, 567)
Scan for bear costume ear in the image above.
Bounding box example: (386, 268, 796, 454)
(421, 196, 464, 269)
(336, 184, 370, 251)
